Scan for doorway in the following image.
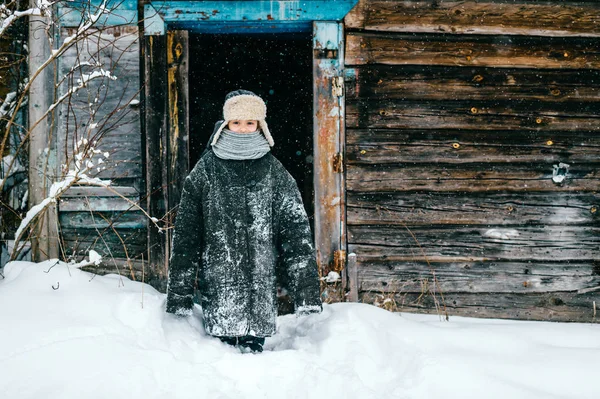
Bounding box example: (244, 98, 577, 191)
(188, 33, 314, 226)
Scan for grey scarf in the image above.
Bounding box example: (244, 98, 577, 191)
(212, 129, 271, 160)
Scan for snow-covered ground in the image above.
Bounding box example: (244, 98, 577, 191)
(1, 260, 598, 399)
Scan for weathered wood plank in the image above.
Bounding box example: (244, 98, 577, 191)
(346, 164, 600, 193)
(313, 22, 345, 275)
(166, 30, 190, 267)
(58, 196, 142, 212)
(357, 260, 600, 294)
(345, 33, 600, 68)
(61, 186, 140, 197)
(57, 27, 142, 187)
(345, 66, 600, 102)
(346, 100, 600, 131)
(360, 291, 600, 323)
(61, 228, 147, 259)
(58, 211, 147, 229)
(144, 34, 169, 284)
(346, 252, 359, 302)
(29, 12, 59, 261)
(346, 129, 600, 165)
(344, 1, 600, 37)
(348, 225, 600, 262)
(347, 192, 600, 226)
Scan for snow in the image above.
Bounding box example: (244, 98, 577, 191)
(552, 162, 570, 184)
(0, 8, 41, 37)
(323, 271, 341, 283)
(1, 260, 598, 399)
(483, 228, 520, 240)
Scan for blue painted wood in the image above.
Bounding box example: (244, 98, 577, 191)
(145, 4, 166, 35)
(58, 0, 138, 27)
(154, 21, 311, 34)
(146, 0, 359, 33)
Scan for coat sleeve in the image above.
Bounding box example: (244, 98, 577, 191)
(275, 168, 323, 314)
(166, 166, 204, 316)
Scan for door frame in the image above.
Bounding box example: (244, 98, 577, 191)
(142, 0, 357, 291)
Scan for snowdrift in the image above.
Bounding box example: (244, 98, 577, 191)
(1, 261, 598, 399)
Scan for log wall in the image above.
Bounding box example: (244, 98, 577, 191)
(344, 0, 600, 322)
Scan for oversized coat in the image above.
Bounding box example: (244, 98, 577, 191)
(166, 127, 322, 337)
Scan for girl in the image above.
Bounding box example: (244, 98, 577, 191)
(166, 90, 322, 353)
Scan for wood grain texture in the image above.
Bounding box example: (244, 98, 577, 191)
(345, 0, 600, 37)
(144, 34, 169, 284)
(357, 260, 600, 294)
(346, 163, 600, 193)
(346, 129, 600, 165)
(345, 66, 600, 102)
(346, 100, 600, 131)
(60, 227, 146, 259)
(347, 225, 600, 262)
(57, 27, 142, 188)
(347, 192, 600, 226)
(345, 33, 600, 68)
(360, 291, 600, 322)
(59, 211, 147, 229)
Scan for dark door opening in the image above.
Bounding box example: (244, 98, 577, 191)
(187, 33, 314, 314)
(188, 33, 314, 225)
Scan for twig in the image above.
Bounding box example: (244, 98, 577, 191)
(84, 197, 124, 287)
(378, 205, 449, 321)
(141, 253, 144, 309)
(96, 212, 135, 280)
(43, 259, 60, 273)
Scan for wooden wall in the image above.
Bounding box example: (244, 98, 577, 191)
(344, 0, 600, 322)
(55, 22, 146, 270)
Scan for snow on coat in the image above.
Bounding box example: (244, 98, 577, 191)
(166, 138, 322, 337)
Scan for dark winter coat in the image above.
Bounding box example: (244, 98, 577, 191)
(166, 125, 322, 337)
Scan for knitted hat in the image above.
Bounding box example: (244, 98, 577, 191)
(211, 90, 274, 147)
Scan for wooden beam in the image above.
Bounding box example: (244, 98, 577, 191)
(345, 66, 600, 103)
(345, 0, 600, 37)
(347, 225, 600, 262)
(347, 192, 600, 227)
(313, 21, 345, 276)
(346, 252, 359, 302)
(148, 0, 359, 24)
(346, 163, 600, 193)
(28, 13, 58, 261)
(345, 33, 600, 69)
(346, 129, 600, 165)
(360, 291, 600, 323)
(346, 100, 600, 131)
(357, 261, 600, 294)
(143, 34, 169, 289)
(166, 30, 189, 223)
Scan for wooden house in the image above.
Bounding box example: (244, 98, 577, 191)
(27, 0, 600, 322)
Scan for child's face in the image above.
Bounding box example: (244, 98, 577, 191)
(228, 120, 258, 133)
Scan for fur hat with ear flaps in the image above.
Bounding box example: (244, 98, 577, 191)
(211, 90, 275, 147)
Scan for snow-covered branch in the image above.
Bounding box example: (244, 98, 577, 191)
(0, 0, 111, 191)
(11, 140, 112, 260)
(46, 69, 117, 115)
(0, 7, 41, 37)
